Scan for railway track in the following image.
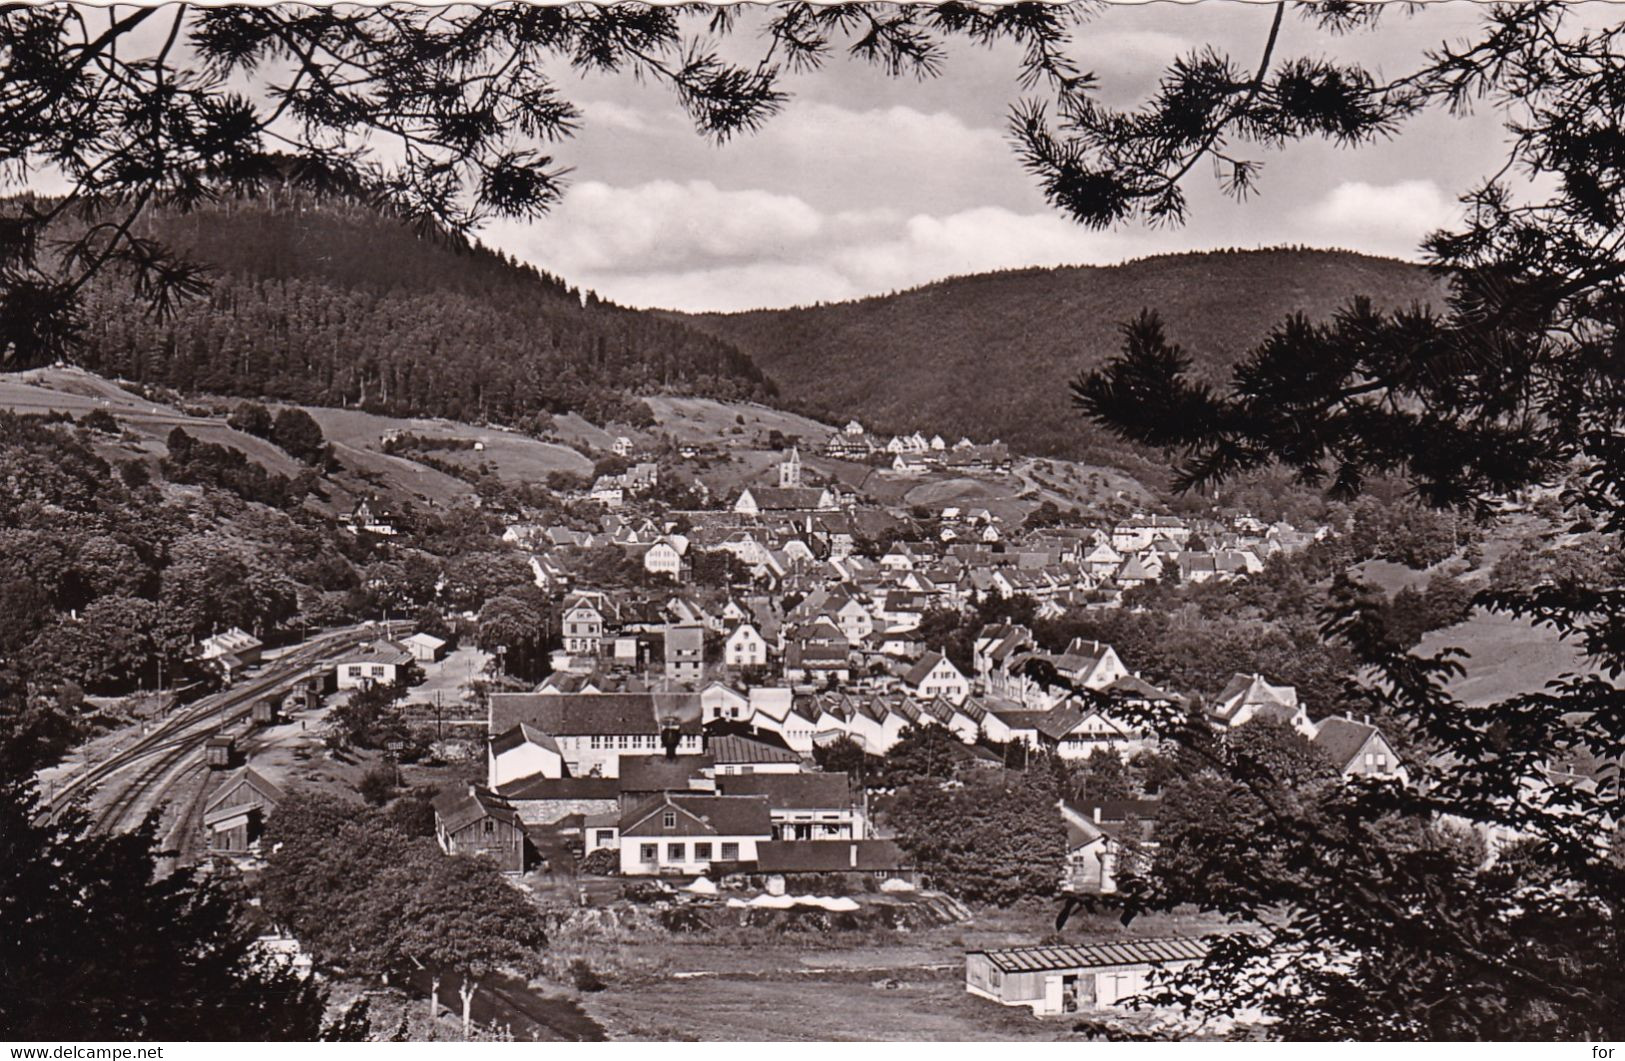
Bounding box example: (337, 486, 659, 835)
(51, 622, 409, 834)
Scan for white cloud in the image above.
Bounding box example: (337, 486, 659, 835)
(832, 207, 1140, 293)
(484, 176, 1463, 313)
(500, 179, 826, 273)
(574, 99, 669, 135)
(599, 263, 867, 312)
(488, 188, 1172, 310)
(1300, 180, 1461, 258)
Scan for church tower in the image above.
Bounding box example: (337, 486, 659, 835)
(779, 446, 802, 488)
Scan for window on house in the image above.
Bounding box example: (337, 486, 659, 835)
(721, 842, 739, 860)
(667, 842, 685, 862)
(663, 810, 676, 829)
(483, 819, 494, 835)
(371, 665, 385, 677)
(640, 844, 657, 863)
(596, 830, 615, 846)
(695, 842, 713, 860)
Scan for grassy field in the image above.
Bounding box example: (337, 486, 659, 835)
(0, 368, 309, 478)
(302, 406, 593, 485)
(1017, 455, 1156, 511)
(569, 901, 1226, 1041)
(1417, 608, 1595, 706)
(643, 396, 836, 447)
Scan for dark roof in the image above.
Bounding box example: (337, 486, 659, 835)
(707, 733, 801, 765)
(754, 839, 912, 874)
(1104, 674, 1182, 703)
(496, 775, 620, 801)
(744, 486, 830, 510)
(619, 794, 773, 837)
(618, 754, 713, 793)
(489, 723, 559, 756)
(334, 640, 414, 667)
(489, 692, 702, 736)
(991, 709, 1053, 731)
(1312, 717, 1382, 770)
(432, 785, 522, 834)
(716, 772, 853, 809)
(973, 936, 1209, 973)
(903, 650, 947, 687)
(202, 766, 286, 814)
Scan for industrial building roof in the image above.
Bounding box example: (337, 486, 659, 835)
(972, 936, 1209, 973)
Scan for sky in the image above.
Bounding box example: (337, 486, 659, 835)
(477, 2, 1529, 312)
(23, 2, 1571, 313)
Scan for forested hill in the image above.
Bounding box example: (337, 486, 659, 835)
(679, 249, 1444, 473)
(69, 193, 774, 428)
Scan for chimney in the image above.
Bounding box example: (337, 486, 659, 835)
(850, 843, 858, 868)
(660, 715, 681, 760)
(1093, 806, 1102, 824)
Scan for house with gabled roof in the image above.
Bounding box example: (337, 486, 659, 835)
(1035, 698, 1144, 760)
(708, 733, 803, 775)
(1053, 639, 1130, 690)
(717, 771, 858, 839)
(700, 680, 750, 724)
(488, 692, 704, 780)
(334, 640, 413, 689)
(488, 722, 567, 787)
(1082, 541, 1125, 578)
(903, 650, 970, 705)
(618, 793, 773, 875)
(1312, 716, 1405, 781)
(844, 695, 910, 754)
(734, 486, 839, 515)
(560, 592, 607, 656)
(433, 784, 530, 873)
(203, 767, 285, 856)
(1058, 796, 1161, 895)
(1209, 672, 1313, 735)
(1115, 554, 1160, 589)
(916, 695, 982, 744)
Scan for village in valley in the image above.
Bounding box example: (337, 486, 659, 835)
(12, 1, 1624, 1045)
(17, 380, 1468, 1041)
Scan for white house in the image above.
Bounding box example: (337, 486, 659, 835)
(642, 538, 686, 580)
(198, 627, 263, 669)
(723, 622, 769, 669)
(488, 723, 566, 787)
(618, 794, 772, 875)
(695, 682, 747, 726)
(560, 594, 606, 656)
(334, 640, 413, 689)
(1209, 672, 1313, 735)
(717, 771, 858, 840)
(402, 631, 447, 663)
(590, 476, 625, 507)
(489, 692, 704, 780)
(1313, 716, 1406, 781)
(903, 651, 970, 705)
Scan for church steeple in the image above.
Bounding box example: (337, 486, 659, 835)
(779, 446, 802, 488)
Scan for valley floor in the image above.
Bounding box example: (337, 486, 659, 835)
(548, 900, 1226, 1041)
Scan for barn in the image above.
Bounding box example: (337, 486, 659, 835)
(965, 937, 1208, 1015)
(203, 767, 286, 856)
